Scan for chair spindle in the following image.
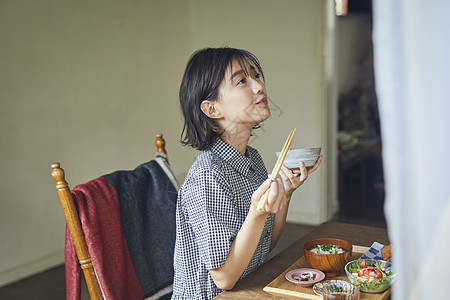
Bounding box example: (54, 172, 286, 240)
(51, 163, 103, 300)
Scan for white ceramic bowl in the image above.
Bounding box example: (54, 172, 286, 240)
(276, 147, 321, 168)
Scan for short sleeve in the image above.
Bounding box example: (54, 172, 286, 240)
(180, 168, 236, 270)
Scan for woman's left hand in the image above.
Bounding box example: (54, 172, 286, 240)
(278, 155, 323, 198)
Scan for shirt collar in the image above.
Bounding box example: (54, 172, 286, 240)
(210, 138, 253, 176)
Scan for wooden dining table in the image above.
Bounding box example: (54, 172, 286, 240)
(214, 221, 390, 299)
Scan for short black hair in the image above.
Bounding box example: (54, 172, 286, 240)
(179, 47, 265, 150)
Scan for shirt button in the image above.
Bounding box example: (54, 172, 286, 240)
(265, 231, 270, 238)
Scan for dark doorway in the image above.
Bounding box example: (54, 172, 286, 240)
(333, 3, 386, 227)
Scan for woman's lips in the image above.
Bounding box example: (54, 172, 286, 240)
(256, 97, 268, 105)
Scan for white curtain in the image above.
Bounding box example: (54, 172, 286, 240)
(372, 1, 450, 299)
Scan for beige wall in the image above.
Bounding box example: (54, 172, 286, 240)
(0, 0, 335, 285)
(186, 0, 333, 224)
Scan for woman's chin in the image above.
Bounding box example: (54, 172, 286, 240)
(257, 111, 271, 123)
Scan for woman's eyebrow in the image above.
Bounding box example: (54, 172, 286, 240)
(231, 69, 245, 80)
(230, 66, 256, 80)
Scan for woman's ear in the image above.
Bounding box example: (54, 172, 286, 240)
(200, 100, 222, 119)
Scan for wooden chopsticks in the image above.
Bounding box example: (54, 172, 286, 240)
(256, 128, 296, 212)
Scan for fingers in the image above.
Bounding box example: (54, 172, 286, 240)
(288, 156, 324, 174)
(268, 177, 279, 204)
(280, 165, 297, 184)
(264, 178, 287, 213)
(296, 155, 323, 181)
(252, 176, 276, 213)
(308, 155, 323, 173)
(259, 157, 323, 212)
(252, 177, 273, 202)
(298, 161, 308, 182)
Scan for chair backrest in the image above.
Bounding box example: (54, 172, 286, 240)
(51, 133, 172, 300)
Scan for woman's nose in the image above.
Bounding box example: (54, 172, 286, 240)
(251, 79, 264, 94)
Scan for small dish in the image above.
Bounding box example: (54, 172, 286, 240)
(285, 268, 325, 287)
(313, 279, 349, 296)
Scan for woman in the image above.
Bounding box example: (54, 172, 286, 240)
(172, 47, 322, 299)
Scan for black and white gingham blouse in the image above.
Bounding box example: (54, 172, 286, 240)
(172, 138, 275, 300)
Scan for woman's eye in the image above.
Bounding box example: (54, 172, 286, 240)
(254, 73, 261, 79)
(237, 78, 247, 85)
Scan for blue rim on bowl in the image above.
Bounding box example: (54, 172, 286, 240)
(313, 279, 349, 296)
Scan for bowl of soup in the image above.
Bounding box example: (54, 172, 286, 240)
(303, 238, 352, 278)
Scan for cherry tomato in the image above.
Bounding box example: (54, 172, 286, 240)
(357, 266, 383, 280)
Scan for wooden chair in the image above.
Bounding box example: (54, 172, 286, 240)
(52, 134, 174, 300)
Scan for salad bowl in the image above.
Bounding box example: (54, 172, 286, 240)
(345, 259, 395, 293)
(303, 238, 352, 278)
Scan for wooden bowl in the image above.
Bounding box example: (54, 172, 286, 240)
(303, 238, 352, 278)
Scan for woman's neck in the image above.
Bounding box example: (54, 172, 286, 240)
(220, 126, 252, 155)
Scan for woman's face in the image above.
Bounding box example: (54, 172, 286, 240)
(214, 59, 270, 132)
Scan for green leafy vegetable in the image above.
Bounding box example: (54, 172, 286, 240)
(349, 276, 392, 293)
(320, 244, 334, 252)
(311, 244, 344, 254)
(347, 262, 361, 274)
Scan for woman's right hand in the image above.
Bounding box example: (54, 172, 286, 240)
(251, 177, 288, 214)
(211, 179, 286, 290)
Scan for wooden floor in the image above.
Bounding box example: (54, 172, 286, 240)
(0, 265, 66, 300)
